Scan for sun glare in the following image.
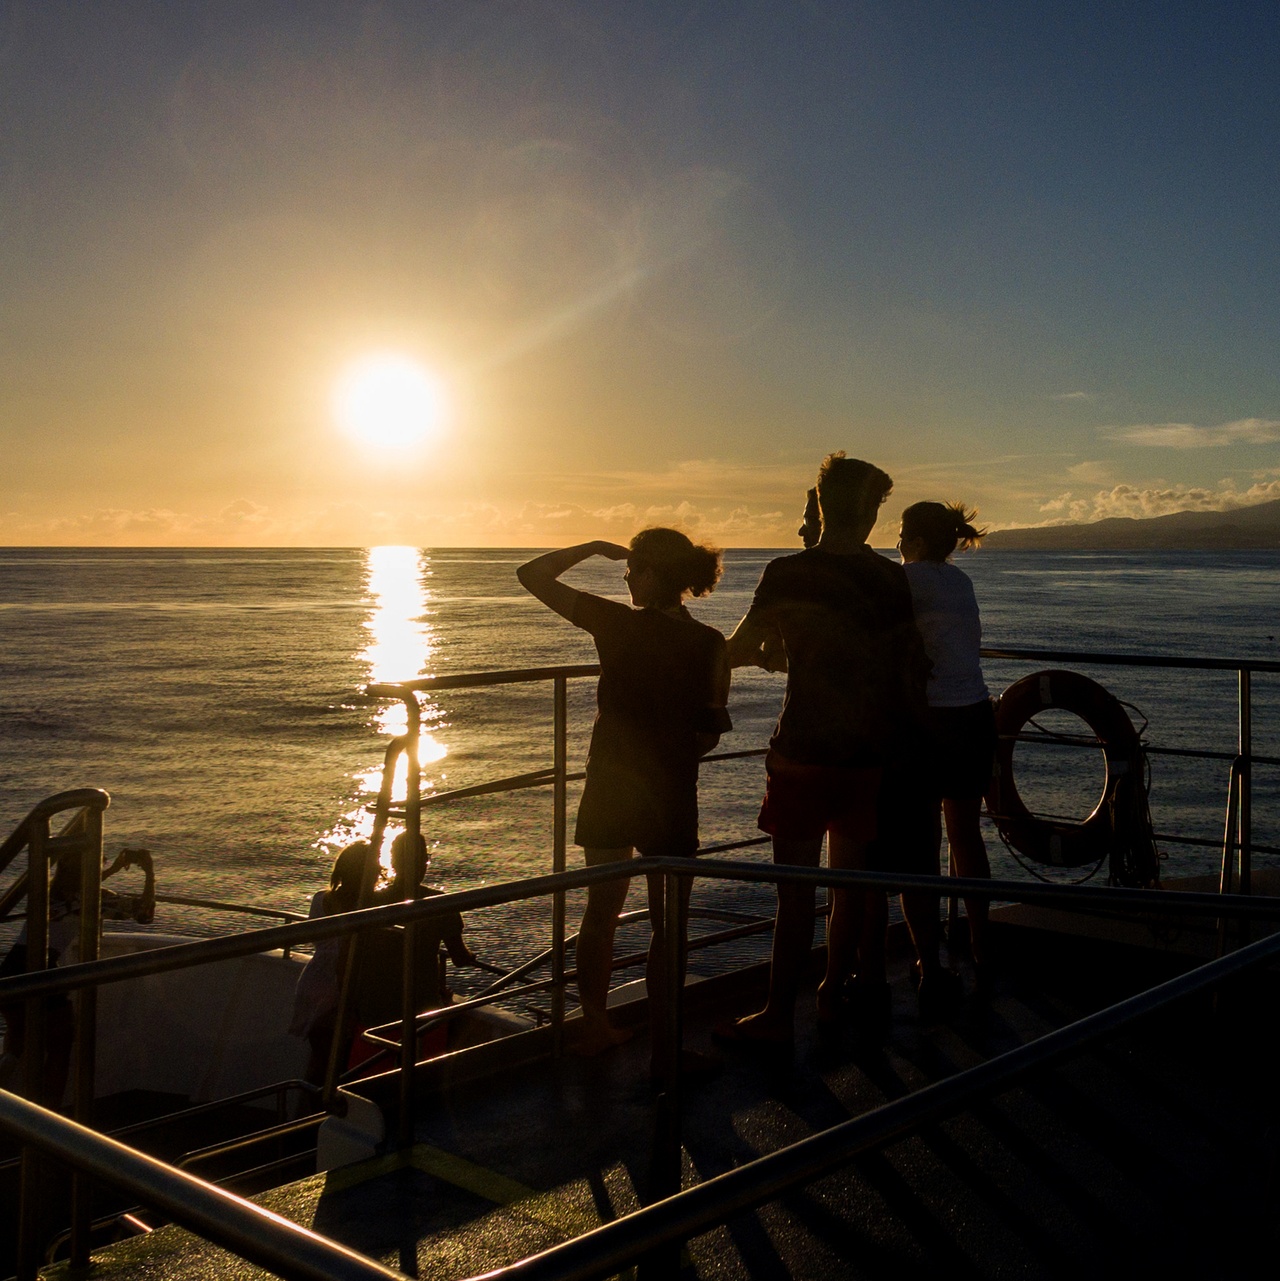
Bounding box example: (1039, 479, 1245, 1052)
(333, 353, 446, 449)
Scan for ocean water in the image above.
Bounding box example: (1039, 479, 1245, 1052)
(1, 547, 1277, 983)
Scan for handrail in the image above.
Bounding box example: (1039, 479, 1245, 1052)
(0, 1089, 402, 1281)
(6, 854, 1280, 1279)
(5, 859, 1280, 1006)
(155, 894, 307, 924)
(0, 789, 111, 882)
(466, 921, 1280, 1281)
(980, 645, 1280, 673)
(8, 854, 1277, 1281)
(367, 663, 599, 695)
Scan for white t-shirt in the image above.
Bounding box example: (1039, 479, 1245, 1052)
(904, 560, 989, 708)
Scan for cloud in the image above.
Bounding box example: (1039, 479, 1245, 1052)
(1036, 478, 1280, 523)
(0, 493, 798, 547)
(1066, 461, 1112, 484)
(1103, 418, 1280, 448)
(432, 499, 790, 543)
(1052, 391, 1094, 402)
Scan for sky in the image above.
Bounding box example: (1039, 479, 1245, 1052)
(2, 0, 1279, 547)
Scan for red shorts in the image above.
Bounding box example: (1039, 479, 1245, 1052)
(757, 750, 882, 843)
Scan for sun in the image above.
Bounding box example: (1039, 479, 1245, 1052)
(333, 354, 447, 449)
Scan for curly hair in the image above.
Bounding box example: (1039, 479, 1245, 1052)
(628, 527, 723, 599)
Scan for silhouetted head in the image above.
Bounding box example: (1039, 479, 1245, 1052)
(625, 528, 722, 609)
(330, 841, 374, 895)
(799, 487, 821, 549)
(899, 501, 986, 563)
(389, 831, 429, 887)
(815, 453, 893, 539)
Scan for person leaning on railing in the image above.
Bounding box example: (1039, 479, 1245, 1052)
(0, 846, 155, 1105)
(517, 529, 731, 1073)
(715, 453, 936, 1050)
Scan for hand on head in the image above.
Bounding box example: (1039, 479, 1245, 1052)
(591, 541, 629, 560)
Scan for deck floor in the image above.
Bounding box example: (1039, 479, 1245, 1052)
(62, 925, 1280, 1280)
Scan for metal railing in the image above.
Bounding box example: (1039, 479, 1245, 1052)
(4, 858, 1280, 1281)
(0, 788, 111, 1276)
(0, 647, 1276, 1277)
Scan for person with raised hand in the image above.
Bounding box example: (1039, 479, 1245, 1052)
(518, 530, 731, 1066)
(717, 453, 933, 1048)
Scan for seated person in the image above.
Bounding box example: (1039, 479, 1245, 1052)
(351, 832, 475, 1061)
(289, 840, 376, 1084)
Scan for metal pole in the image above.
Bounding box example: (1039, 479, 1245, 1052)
(947, 847, 960, 953)
(551, 676, 568, 1056)
(324, 734, 406, 1109)
(70, 805, 105, 1268)
(398, 922, 417, 1149)
(1238, 668, 1252, 898)
(405, 694, 422, 854)
(639, 869, 686, 1281)
(17, 817, 51, 1281)
(399, 692, 424, 1145)
(0, 1091, 404, 1281)
(1216, 759, 1242, 959)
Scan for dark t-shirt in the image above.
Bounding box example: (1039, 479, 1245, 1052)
(571, 594, 730, 854)
(747, 547, 929, 767)
(354, 887, 463, 1028)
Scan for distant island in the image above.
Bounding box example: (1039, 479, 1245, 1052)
(986, 497, 1280, 550)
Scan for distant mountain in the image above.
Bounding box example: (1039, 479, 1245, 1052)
(986, 498, 1280, 550)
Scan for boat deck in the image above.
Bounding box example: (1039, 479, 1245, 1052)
(70, 912, 1280, 1280)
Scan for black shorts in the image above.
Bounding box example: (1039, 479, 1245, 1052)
(927, 700, 996, 801)
(575, 753, 699, 857)
(865, 760, 938, 875)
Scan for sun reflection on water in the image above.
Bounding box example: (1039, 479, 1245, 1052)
(319, 546, 447, 860)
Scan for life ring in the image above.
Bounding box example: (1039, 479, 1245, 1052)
(985, 670, 1144, 870)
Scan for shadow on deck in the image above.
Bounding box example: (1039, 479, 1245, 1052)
(69, 906, 1280, 1281)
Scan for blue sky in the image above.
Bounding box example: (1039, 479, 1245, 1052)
(2, 1, 1278, 544)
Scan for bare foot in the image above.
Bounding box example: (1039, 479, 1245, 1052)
(571, 1018, 635, 1057)
(711, 1010, 793, 1047)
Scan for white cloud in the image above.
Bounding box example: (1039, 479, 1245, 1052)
(0, 494, 797, 547)
(1103, 418, 1280, 448)
(1052, 391, 1094, 402)
(1066, 461, 1112, 484)
(1036, 478, 1280, 524)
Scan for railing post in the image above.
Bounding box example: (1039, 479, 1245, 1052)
(1238, 668, 1252, 898)
(398, 922, 417, 1149)
(17, 816, 52, 1281)
(640, 867, 686, 1280)
(324, 729, 409, 1109)
(399, 693, 424, 1145)
(551, 676, 568, 1056)
(69, 805, 105, 1268)
(1215, 758, 1243, 959)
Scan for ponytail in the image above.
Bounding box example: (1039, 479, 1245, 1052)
(901, 501, 987, 561)
(947, 502, 986, 552)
